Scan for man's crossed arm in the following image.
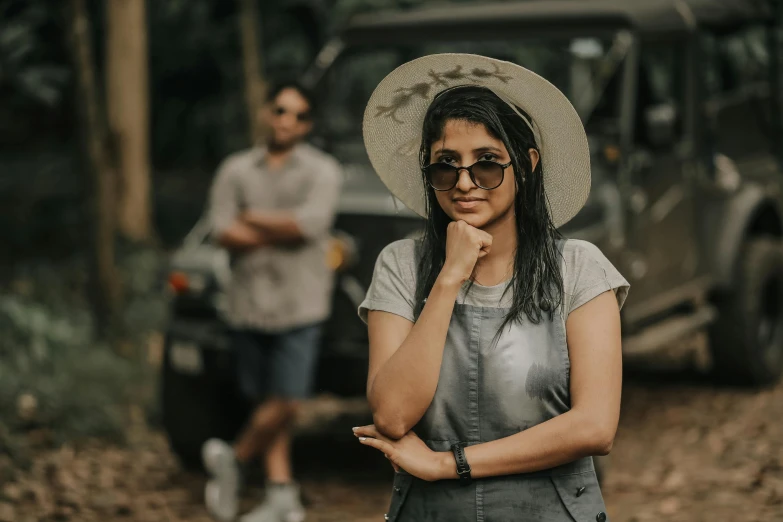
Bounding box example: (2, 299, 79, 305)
(209, 157, 343, 254)
(217, 210, 305, 253)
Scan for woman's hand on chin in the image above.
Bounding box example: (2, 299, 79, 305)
(353, 425, 456, 482)
(440, 220, 493, 285)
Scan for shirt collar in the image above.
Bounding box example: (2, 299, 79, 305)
(253, 143, 304, 169)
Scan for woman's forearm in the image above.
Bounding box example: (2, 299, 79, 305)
(368, 273, 463, 439)
(437, 410, 615, 480)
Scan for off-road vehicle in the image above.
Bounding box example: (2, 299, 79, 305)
(161, 0, 783, 467)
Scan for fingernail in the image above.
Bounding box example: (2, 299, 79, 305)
(352, 427, 359, 431)
(358, 437, 366, 441)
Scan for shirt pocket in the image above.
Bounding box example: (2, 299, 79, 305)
(550, 470, 609, 522)
(385, 471, 413, 522)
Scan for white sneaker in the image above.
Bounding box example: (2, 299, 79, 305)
(202, 438, 240, 521)
(239, 483, 305, 522)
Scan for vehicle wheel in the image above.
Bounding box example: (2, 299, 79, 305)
(161, 336, 250, 470)
(709, 237, 783, 386)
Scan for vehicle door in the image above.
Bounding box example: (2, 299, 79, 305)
(624, 37, 701, 310)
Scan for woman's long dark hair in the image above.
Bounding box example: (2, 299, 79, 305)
(413, 86, 564, 330)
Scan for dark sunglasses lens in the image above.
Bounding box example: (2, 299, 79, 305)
(472, 161, 504, 189)
(275, 106, 310, 122)
(426, 164, 457, 190)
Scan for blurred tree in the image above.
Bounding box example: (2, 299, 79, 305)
(238, 0, 266, 144)
(106, 0, 153, 243)
(68, 0, 123, 338)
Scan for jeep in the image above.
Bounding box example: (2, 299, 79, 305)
(161, 0, 783, 467)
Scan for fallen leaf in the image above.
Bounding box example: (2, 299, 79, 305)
(659, 497, 680, 515)
(0, 503, 15, 522)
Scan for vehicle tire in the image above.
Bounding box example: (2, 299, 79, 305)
(709, 237, 783, 386)
(161, 335, 251, 470)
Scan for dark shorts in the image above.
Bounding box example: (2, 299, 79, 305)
(233, 324, 322, 402)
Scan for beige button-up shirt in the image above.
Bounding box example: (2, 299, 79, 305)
(208, 143, 343, 332)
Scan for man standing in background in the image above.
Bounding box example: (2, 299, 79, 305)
(202, 82, 342, 522)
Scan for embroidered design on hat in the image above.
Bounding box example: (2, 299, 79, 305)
(374, 62, 513, 124)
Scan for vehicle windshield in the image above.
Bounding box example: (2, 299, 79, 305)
(313, 33, 630, 170)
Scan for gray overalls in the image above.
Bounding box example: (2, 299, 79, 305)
(385, 303, 609, 522)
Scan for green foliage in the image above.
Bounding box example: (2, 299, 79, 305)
(0, 0, 71, 147)
(0, 294, 130, 446)
(0, 247, 168, 449)
(0, 1, 69, 107)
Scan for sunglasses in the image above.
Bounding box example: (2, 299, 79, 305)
(423, 160, 512, 191)
(273, 106, 311, 122)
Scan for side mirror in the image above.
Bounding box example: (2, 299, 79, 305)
(644, 103, 678, 149)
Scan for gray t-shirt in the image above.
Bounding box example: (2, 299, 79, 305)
(359, 238, 629, 323)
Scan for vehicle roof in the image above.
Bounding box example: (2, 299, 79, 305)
(343, 0, 773, 42)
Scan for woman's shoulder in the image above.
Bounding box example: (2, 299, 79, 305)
(557, 239, 630, 313)
(558, 239, 611, 268)
(557, 238, 620, 279)
(359, 239, 419, 324)
(377, 238, 417, 266)
(379, 238, 418, 258)
(374, 238, 419, 280)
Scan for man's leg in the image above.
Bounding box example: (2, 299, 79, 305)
(235, 398, 296, 464)
(239, 324, 321, 522)
(204, 330, 276, 521)
(263, 408, 297, 483)
(205, 373, 301, 519)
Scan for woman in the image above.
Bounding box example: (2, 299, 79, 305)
(353, 54, 629, 521)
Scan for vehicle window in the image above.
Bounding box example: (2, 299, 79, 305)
(320, 49, 402, 142)
(700, 26, 773, 157)
(702, 26, 769, 96)
(635, 40, 686, 148)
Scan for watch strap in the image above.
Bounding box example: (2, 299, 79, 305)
(450, 443, 472, 484)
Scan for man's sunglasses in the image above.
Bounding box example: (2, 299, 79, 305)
(423, 160, 512, 191)
(273, 106, 311, 122)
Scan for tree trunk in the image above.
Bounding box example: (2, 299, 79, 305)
(238, 0, 267, 145)
(68, 0, 123, 338)
(106, 0, 153, 242)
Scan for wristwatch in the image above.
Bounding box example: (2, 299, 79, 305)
(450, 443, 472, 485)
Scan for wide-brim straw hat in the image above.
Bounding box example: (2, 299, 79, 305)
(362, 53, 590, 228)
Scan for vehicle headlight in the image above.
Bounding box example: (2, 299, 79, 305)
(327, 231, 358, 272)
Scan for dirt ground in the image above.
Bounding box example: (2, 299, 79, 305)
(2, 368, 783, 522)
